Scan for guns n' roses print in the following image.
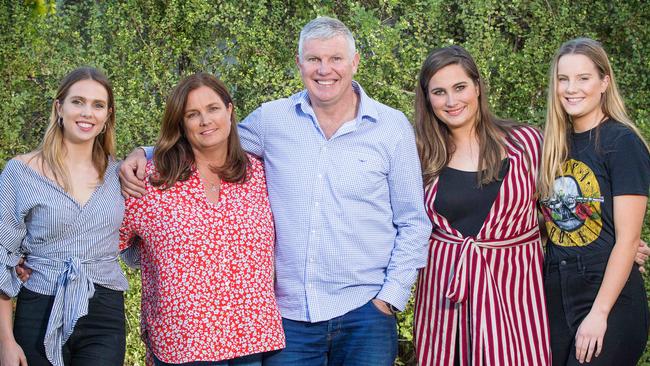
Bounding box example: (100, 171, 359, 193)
(540, 159, 603, 247)
(541, 120, 650, 259)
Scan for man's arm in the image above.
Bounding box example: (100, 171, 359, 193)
(118, 148, 148, 198)
(375, 120, 432, 311)
(237, 106, 265, 157)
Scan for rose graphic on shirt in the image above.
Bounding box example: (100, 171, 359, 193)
(541, 159, 603, 247)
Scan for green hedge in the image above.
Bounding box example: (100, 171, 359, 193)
(1, 1, 648, 365)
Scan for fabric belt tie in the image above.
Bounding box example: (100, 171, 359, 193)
(26, 255, 116, 366)
(431, 227, 540, 304)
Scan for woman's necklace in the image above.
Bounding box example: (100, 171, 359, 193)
(198, 169, 220, 194)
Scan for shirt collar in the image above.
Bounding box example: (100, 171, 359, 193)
(292, 80, 379, 123)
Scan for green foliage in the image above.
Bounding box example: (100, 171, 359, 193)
(1, 1, 649, 365)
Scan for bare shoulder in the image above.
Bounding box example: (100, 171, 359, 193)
(14, 151, 49, 176)
(15, 151, 40, 166)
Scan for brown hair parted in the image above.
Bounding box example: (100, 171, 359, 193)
(539, 37, 650, 199)
(151, 72, 249, 189)
(414, 45, 521, 187)
(38, 67, 116, 192)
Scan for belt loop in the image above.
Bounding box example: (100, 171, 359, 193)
(577, 255, 585, 274)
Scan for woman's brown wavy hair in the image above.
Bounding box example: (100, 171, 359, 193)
(150, 73, 248, 189)
(414, 45, 521, 187)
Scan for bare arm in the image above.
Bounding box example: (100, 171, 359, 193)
(0, 294, 27, 366)
(574, 195, 648, 363)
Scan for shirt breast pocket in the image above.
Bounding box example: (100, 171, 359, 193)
(328, 150, 387, 199)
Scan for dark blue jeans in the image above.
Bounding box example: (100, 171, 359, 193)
(153, 353, 262, 366)
(263, 300, 397, 366)
(13, 285, 126, 366)
(544, 251, 649, 366)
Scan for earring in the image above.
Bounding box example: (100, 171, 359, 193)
(57, 117, 63, 128)
(100, 123, 107, 134)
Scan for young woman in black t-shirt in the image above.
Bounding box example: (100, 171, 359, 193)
(539, 37, 650, 366)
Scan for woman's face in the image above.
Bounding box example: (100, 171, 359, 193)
(427, 64, 480, 133)
(57, 79, 110, 145)
(182, 85, 232, 155)
(556, 54, 609, 128)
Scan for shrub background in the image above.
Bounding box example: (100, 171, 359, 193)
(1, 1, 648, 365)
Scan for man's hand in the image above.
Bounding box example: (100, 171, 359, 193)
(635, 239, 649, 273)
(118, 148, 148, 198)
(371, 298, 395, 316)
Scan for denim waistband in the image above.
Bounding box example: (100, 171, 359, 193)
(545, 250, 611, 273)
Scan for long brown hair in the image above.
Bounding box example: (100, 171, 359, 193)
(151, 73, 248, 189)
(539, 37, 650, 199)
(414, 45, 520, 187)
(38, 67, 116, 192)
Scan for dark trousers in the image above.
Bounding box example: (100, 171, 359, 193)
(544, 251, 649, 366)
(13, 285, 126, 366)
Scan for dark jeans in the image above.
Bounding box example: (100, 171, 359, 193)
(13, 285, 126, 366)
(544, 251, 649, 366)
(153, 353, 262, 366)
(263, 300, 397, 366)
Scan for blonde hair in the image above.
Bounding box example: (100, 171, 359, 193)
(37, 67, 116, 192)
(539, 37, 650, 199)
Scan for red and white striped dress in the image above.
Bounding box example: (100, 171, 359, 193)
(414, 126, 551, 366)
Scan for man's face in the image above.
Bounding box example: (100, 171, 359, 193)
(297, 35, 359, 109)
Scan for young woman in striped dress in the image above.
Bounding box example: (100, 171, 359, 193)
(539, 38, 649, 366)
(0, 67, 127, 366)
(412, 46, 551, 366)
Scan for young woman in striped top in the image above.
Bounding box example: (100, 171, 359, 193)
(539, 38, 649, 366)
(0, 67, 127, 366)
(412, 46, 551, 366)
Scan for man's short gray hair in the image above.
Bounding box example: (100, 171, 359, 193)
(298, 16, 356, 61)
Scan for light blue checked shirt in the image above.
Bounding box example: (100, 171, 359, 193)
(143, 82, 431, 322)
(237, 82, 431, 322)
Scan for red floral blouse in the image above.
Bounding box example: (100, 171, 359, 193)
(120, 155, 284, 363)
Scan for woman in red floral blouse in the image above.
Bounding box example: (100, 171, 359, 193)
(120, 73, 284, 365)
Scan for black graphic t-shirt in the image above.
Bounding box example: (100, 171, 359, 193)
(541, 120, 650, 259)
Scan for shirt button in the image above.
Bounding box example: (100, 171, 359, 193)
(560, 260, 567, 265)
(317, 173, 323, 179)
(314, 202, 320, 207)
(310, 257, 315, 262)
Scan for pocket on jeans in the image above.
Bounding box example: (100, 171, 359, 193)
(615, 268, 647, 306)
(578, 260, 607, 286)
(16, 287, 46, 304)
(579, 269, 604, 286)
(369, 300, 395, 318)
(92, 286, 125, 313)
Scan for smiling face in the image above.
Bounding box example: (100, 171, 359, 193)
(56, 79, 111, 145)
(297, 35, 359, 110)
(427, 64, 480, 133)
(556, 54, 609, 130)
(182, 85, 233, 156)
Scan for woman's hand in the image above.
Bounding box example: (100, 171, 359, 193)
(575, 310, 607, 364)
(0, 339, 28, 366)
(15, 258, 32, 283)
